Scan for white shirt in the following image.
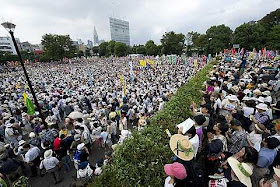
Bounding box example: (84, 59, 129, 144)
(40, 156, 59, 170)
(24, 147, 40, 162)
(248, 131, 262, 152)
(189, 134, 199, 158)
(77, 164, 93, 178)
(243, 106, 255, 118)
(164, 176, 175, 187)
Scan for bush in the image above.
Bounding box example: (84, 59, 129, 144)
(90, 61, 218, 187)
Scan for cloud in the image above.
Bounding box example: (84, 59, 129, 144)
(0, 0, 279, 45)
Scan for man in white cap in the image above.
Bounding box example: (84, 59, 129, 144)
(252, 103, 270, 128)
(4, 119, 19, 148)
(39, 149, 62, 184)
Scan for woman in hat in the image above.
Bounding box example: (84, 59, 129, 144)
(164, 162, 187, 187)
(227, 157, 253, 187)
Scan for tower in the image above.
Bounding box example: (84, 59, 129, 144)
(93, 26, 99, 46)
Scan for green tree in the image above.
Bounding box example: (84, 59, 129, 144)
(160, 31, 185, 55)
(114, 42, 128, 57)
(92, 46, 99, 55)
(260, 8, 280, 31)
(145, 40, 159, 56)
(136, 45, 146, 55)
(106, 41, 116, 56)
(77, 50, 84, 58)
(98, 42, 108, 56)
(85, 48, 91, 57)
(233, 23, 266, 50)
(131, 45, 138, 54)
(41, 34, 76, 60)
(206, 24, 233, 54)
(267, 25, 280, 49)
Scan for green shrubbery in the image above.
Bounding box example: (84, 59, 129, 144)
(90, 61, 217, 187)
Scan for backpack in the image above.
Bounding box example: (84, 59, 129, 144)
(74, 150, 82, 161)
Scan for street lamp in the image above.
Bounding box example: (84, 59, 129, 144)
(208, 37, 212, 55)
(1, 22, 46, 127)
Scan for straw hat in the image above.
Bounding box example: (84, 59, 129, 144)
(44, 149, 53, 159)
(273, 167, 280, 178)
(254, 123, 265, 133)
(169, 134, 194, 161)
(256, 103, 268, 111)
(253, 89, 262, 95)
(228, 157, 253, 187)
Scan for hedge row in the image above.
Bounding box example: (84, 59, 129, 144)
(90, 60, 218, 187)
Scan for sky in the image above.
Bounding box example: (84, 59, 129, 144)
(0, 0, 279, 45)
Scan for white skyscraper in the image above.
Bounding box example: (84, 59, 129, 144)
(93, 27, 99, 46)
(109, 17, 130, 46)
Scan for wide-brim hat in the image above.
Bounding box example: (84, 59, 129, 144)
(228, 95, 239, 101)
(253, 89, 262, 95)
(164, 162, 187, 180)
(262, 91, 271, 96)
(18, 140, 26, 146)
(228, 157, 253, 187)
(256, 103, 268, 111)
(273, 167, 280, 178)
(44, 149, 53, 159)
(169, 134, 194, 161)
(254, 123, 265, 133)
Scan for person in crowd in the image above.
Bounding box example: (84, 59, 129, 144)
(39, 149, 63, 184)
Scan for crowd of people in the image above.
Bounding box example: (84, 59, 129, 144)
(0, 56, 207, 186)
(164, 57, 280, 187)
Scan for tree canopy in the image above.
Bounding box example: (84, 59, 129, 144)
(41, 34, 76, 60)
(160, 31, 185, 55)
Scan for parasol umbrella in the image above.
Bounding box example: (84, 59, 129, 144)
(68, 111, 83, 119)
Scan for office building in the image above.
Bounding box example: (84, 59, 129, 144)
(20, 41, 33, 52)
(0, 36, 17, 54)
(93, 27, 99, 46)
(109, 17, 130, 46)
(87, 40, 93, 48)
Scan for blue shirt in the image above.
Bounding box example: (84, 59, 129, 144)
(257, 148, 277, 168)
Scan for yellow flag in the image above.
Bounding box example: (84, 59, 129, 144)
(140, 60, 146, 67)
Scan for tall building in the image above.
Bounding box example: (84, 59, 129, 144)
(87, 40, 93, 48)
(93, 26, 99, 46)
(0, 36, 17, 54)
(109, 17, 130, 46)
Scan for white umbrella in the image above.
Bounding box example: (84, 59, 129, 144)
(68, 111, 83, 119)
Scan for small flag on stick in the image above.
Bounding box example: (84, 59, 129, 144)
(23, 93, 35, 115)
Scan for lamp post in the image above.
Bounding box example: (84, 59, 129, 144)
(1, 22, 46, 127)
(208, 37, 212, 55)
